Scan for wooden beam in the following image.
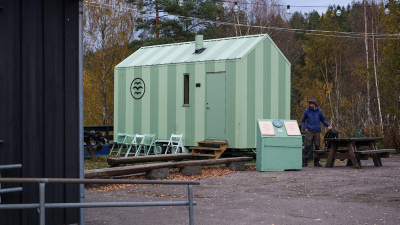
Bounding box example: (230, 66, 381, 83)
(85, 157, 253, 179)
(107, 153, 196, 166)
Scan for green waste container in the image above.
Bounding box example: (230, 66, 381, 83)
(256, 119, 302, 171)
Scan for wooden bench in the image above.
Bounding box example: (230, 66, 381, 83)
(312, 150, 329, 158)
(313, 149, 348, 159)
(354, 149, 393, 157)
(354, 149, 394, 166)
(85, 157, 253, 179)
(107, 153, 195, 167)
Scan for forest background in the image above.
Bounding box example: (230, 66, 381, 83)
(83, 0, 400, 151)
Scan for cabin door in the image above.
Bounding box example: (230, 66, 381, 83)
(205, 72, 226, 141)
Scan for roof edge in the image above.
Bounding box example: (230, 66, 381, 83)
(264, 35, 291, 66)
(116, 34, 291, 68)
(138, 34, 268, 50)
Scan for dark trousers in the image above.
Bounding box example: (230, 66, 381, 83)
(303, 131, 320, 162)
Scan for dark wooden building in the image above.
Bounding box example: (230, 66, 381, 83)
(0, 0, 81, 224)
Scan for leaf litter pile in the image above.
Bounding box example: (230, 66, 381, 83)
(86, 164, 256, 191)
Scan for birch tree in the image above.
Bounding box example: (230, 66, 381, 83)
(83, 0, 136, 125)
(363, 0, 372, 127)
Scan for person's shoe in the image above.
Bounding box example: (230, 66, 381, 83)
(302, 160, 308, 167)
(314, 162, 322, 167)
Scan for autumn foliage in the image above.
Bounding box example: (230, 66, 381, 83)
(83, 0, 400, 152)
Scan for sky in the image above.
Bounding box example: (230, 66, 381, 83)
(283, 0, 357, 15)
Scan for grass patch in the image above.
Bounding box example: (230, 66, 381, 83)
(84, 156, 110, 170)
(245, 159, 256, 164)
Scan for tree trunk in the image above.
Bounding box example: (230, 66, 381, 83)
(335, 55, 341, 129)
(372, 21, 383, 135)
(156, 3, 159, 38)
(363, 0, 372, 127)
(324, 58, 333, 122)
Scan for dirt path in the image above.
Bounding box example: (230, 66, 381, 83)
(85, 155, 400, 225)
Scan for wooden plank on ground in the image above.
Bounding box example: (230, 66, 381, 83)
(107, 153, 196, 166)
(85, 157, 253, 179)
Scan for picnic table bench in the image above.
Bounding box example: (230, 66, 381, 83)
(353, 149, 393, 166)
(315, 137, 395, 168)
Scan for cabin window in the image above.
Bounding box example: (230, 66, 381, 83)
(184, 74, 189, 105)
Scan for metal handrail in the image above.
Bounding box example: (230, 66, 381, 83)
(0, 178, 200, 225)
(0, 164, 23, 203)
(0, 164, 22, 170)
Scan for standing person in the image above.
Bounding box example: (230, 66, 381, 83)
(301, 98, 332, 167)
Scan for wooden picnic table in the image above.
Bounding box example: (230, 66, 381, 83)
(323, 137, 393, 169)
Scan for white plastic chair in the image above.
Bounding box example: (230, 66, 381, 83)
(109, 133, 127, 155)
(123, 134, 140, 157)
(116, 134, 136, 156)
(133, 134, 146, 156)
(165, 134, 183, 154)
(135, 134, 157, 156)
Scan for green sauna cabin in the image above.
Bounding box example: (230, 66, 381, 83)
(114, 34, 291, 153)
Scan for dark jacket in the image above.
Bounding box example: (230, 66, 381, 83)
(301, 105, 330, 132)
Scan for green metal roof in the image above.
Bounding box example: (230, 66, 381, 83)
(116, 34, 276, 68)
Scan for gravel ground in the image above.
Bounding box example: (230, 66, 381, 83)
(85, 155, 400, 225)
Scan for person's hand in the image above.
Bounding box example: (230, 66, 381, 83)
(305, 129, 308, 132)
(328, 125, 332, 129)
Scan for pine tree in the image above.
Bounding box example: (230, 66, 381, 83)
(127, 0, 225, 50)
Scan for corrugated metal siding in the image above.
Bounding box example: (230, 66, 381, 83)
(0, 0, 80, 224)
(116, 35, 270, 68)
(115, 34, 291, 149)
